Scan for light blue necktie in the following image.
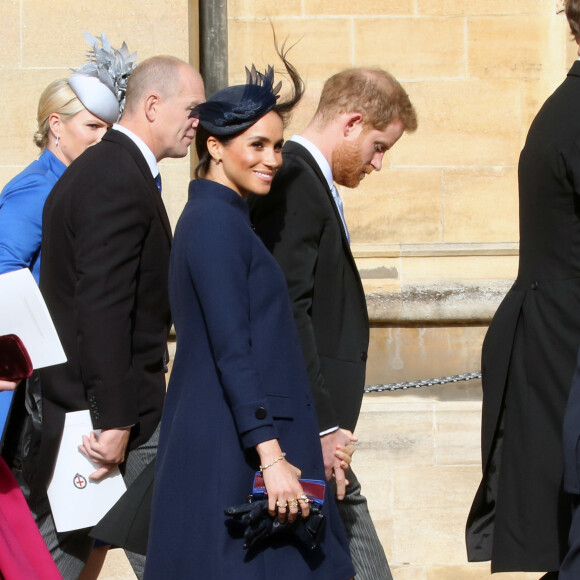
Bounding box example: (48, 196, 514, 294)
(331, 184, 350, 244)
(154, 173, 162, 194)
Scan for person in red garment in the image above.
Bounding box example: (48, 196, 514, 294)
(0, 337, 61, 580)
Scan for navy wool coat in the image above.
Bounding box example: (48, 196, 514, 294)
(144, 180, 353, 580)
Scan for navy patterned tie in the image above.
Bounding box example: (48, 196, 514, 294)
(154, 173, 162, 193)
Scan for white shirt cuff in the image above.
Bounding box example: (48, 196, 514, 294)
(319, 426, 339, 437)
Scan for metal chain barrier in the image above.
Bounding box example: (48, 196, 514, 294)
(364, 371, 482, 393)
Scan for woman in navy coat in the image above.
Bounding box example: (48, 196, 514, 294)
(144, 52, 354, 579)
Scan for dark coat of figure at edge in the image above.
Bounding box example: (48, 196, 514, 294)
(144, 50, 354, 580)
(467, 3, 580, 575)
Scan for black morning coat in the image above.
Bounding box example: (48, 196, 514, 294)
(33, 129, 171, 502)
(467, 61, 580, 573)
(249, 140, 370, 436)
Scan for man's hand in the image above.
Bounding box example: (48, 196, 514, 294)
(320, 429, 358, 500)
(335, 441, 356, 470)
(79, 427, 131, 481)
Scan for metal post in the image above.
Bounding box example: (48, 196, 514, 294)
(198, 0, 228, 98)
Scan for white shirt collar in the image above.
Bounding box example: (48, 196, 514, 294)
(290, 135, 334, 191)
(112, 124, 159, 179)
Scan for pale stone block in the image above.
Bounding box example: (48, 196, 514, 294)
(0, 1, 20, 70)
(100, 549, 134, 579)
(391, 565, 427, 580)
(442, 167, 519, 243)
(427, 563, 540, 579)
(418, 0, 546, 16)
(355, 448, 395, 557)
(468, 14, 566, 80)
(483, 574, 542, 580)
(392, 465, 482, 562)
(465, 326, 488, 370)
(364, 277, 510, 324)
(228, 19, 353, 82)
(282, 82, 324, 140)
(427, 567, 541, 580)
(228, 0, 301, 18)
(304, 0, 413, 16)
(391, 80, 521, 168)
(366, 326, 483, 385)
(343, 168, 443, 244)
(0, 70, 62, 167)
(401, 254, 518, 281)
(354, 17, 465, 79)
(435, 403, 482, 465)
(22, 0, 189, 68)
(355, 404, 436, 466)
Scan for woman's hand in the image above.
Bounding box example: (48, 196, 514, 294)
(0, 379, 20, 392)
(256, 439, 310, 523)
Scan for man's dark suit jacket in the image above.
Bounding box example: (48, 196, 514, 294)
(34, 129, 171, 498)
(249, 140, 369, 433)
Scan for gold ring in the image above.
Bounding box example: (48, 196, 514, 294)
(298, 494, 310, 503)
(288, 498, 299, 509)
(276, 500, 288, 509)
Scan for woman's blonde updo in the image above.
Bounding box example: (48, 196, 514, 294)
(34, 79, 85, 150)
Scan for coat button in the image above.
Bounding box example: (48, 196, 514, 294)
(255, 407, 267, 420)
(531, 281, 538, 290)
(360, 351, 368, 362)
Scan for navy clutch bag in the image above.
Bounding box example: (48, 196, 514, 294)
(224, 472, 326, 551)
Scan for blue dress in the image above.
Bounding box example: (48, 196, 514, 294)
(0, 150, 66, 430)
(0, 149, 66, 284)
(145, 180, 354, 579)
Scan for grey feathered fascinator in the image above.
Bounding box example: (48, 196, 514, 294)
(68, 31, 137, 124)
(189, 64, 282, 136)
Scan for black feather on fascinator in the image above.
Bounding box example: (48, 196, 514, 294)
(190, 64, 282, 136)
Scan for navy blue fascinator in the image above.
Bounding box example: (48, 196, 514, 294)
(190, 65, 283, 136)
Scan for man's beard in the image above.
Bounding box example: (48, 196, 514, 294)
(332, 138, 372, 189)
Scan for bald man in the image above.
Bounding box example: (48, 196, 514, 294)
(24, 56, 204, 578)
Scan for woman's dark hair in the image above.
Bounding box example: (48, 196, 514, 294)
(567, 0, 580, 40)
(194, 39, 304, 179)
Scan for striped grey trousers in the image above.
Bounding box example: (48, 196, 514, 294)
(331, 468, 393, 580)
(32, 424, 159, 580)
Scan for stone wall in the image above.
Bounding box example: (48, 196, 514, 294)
(1, 1, 575, 578)
(0, 0, 193, 232)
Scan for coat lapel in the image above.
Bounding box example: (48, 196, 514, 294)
(283, 141, 369, 324)
(103, 130, 173, 244)
(568, 60, 580, 79)
(283, 141, 351, 249)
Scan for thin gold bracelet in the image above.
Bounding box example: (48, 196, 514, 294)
(260, 452, 286, 471)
